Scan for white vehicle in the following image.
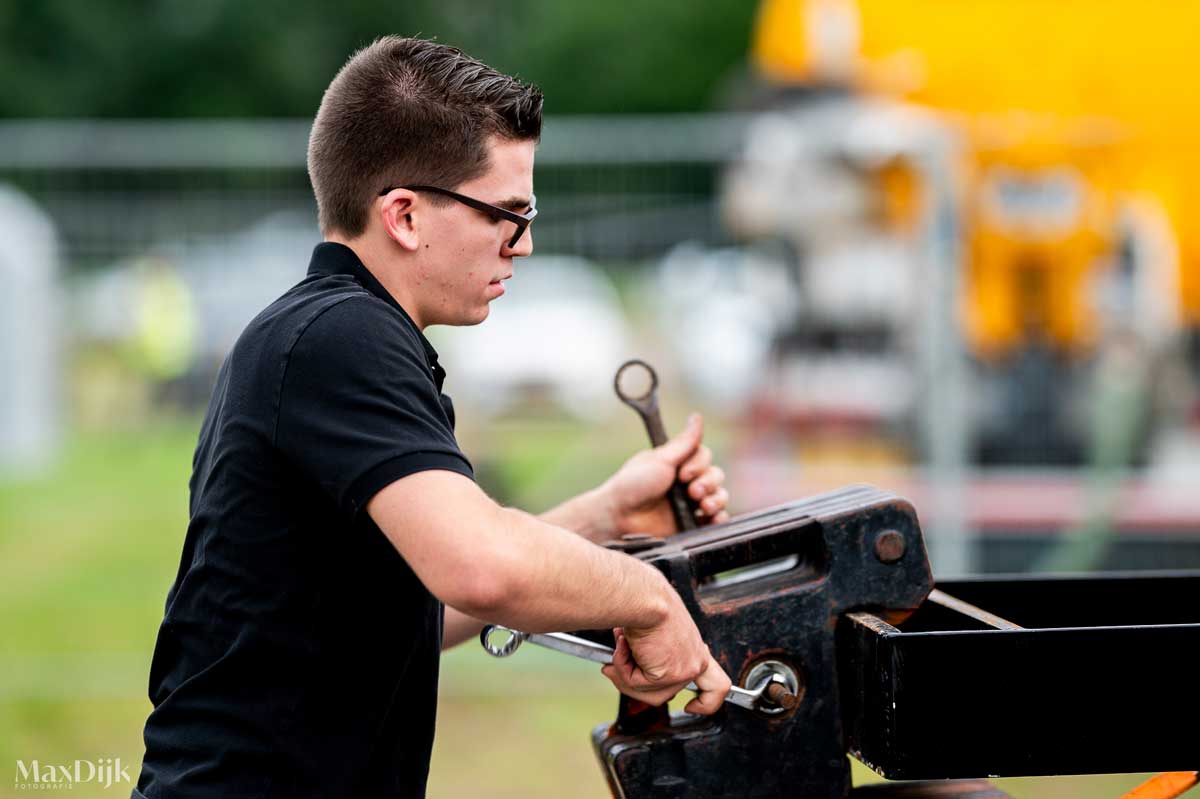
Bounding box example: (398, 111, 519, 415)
(431, 255, 634, 420)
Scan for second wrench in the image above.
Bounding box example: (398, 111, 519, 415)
(480, 624, 793, 712)
(613, 359, 702, 531)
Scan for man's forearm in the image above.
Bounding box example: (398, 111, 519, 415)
(440, 487, 620, 651)
(443, 606, 487, 650)
(538, 485, 615, 544)
(371, 471, 673, 643)
(441, 543, 671, 648)
(470, 506, 671, 634)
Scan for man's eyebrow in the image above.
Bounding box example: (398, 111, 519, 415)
(495, 195, 533, 212)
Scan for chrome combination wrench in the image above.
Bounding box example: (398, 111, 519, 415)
(480, 624, 798, 713)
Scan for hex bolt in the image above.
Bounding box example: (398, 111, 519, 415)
(874, 530, 906, 564)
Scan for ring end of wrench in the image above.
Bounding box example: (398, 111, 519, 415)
(480, 624, 526, 658)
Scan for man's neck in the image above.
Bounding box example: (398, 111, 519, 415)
(323, 233, 426, 329)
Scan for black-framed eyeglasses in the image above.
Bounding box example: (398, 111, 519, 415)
(378, 184, 537, 249)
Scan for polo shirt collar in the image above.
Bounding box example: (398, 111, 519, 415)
(306, 242, 447, 384)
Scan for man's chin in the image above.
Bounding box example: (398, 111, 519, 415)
(462, 306, 490, 327)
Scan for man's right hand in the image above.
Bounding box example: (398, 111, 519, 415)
(600, 598, 732, 715)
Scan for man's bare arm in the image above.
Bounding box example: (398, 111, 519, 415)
(441, 487, 612, 650)
(441, 607, 486, 651)
(367, 469, 731, 713)
(369, 470, 666, 631)
(439, 415, 733, 650)
(536, 486, 615, 544)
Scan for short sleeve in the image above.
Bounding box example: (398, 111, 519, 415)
(274, 297, 473, 518)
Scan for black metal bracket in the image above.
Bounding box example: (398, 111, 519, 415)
(841, 571, 1200, 778)
(591, 485, 934, 799)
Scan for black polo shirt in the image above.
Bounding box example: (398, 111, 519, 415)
(135, 242, 473, 799)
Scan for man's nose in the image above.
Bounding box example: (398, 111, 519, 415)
(503, 227, 534, 258)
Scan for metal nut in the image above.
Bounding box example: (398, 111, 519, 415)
(744, 660, 803, 715)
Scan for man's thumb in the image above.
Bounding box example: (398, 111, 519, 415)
(656, 413, 702, 465)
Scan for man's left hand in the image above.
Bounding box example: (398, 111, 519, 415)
(601, 413, 730, 538)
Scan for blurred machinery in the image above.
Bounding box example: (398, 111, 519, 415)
(727, 0, 1197, 467)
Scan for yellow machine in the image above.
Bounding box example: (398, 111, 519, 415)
(753, 0, 1195, 341)
(746, 0, 1196, 462)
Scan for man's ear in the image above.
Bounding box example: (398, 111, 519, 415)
(379, 189, 420, 252)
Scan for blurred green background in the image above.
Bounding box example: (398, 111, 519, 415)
(0, 0, 756, 118)
(2, 1, 1199, 797)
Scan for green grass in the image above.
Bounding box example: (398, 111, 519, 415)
(0, 421, 1165, 798)
(0, 420, 194, 797)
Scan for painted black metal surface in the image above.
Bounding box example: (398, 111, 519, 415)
(589, 485, 934, 799)
(840, 571, 1200, 779)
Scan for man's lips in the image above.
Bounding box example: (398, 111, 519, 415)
(487, 273, 512, 296)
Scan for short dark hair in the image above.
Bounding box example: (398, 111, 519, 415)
(307, 36, 543, 236)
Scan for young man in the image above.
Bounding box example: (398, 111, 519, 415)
(134, 36, 732, 799)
